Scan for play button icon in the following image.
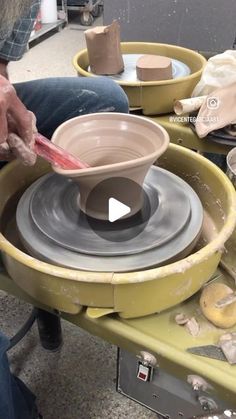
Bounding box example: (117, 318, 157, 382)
(85, 176, 153, 242)
(108, 198, 131, 222)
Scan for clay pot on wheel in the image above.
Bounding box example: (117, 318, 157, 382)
(51, 113, 169, 220)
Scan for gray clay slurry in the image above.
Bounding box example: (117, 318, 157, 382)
(16, 166, 203, 272)
(29, 169, 191, 256)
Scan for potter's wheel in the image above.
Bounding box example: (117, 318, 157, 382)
(16, 166, 203, 272)
(88, 54, 191, 82)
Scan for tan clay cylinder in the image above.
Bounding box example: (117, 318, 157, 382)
(174, 96, 207, 115)
(85, 21, 124, 75)
(136, 55, 173, 81)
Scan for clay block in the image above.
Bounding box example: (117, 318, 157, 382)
(85, 21, 124, 75)
(136, 55, 173, 81)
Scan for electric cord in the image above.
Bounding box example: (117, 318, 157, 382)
(7, 308, 38, 351)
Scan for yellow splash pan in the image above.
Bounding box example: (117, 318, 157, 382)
(0, 144, 235, 319)
(73, 42, 206, 115)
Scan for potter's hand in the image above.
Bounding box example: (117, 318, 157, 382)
(0, 76, 37, 165)
(0, 133, 37, 166)
(0, 59, 9, 79)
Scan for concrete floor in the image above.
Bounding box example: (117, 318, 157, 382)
(3, 13, 157, 419)
(9, 13, 92, 82)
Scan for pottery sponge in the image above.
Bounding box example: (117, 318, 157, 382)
(200, 282, 236, 328)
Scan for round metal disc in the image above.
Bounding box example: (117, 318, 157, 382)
(190, 119, 236, 146)
(88, 54, 191, 82)
(16, 167, 203, 272)
(29, 170, 191, 256)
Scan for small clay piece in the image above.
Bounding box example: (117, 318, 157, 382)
(200, 282, 236, 328)
(175, 313, 189, 325)
(215, 291, 236, 308)
(185, 317, 200, 337)
(136, 55, 173, 81)
(175, 313, 200, 336)
(85, 21, 124, 75)
(218, 332, 236, 364)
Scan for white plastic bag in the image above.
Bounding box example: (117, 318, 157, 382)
(192, 50, 236, 97)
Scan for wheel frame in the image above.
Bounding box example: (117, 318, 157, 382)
(80, 11, 94, 26)
(91, 3, 103, 17)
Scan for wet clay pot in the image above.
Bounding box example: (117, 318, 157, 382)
(51, 113, 169, 220)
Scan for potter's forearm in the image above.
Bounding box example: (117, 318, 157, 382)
(0, 59, 9, 79)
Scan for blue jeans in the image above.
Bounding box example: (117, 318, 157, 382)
(0, 76, 129, 417)
(0, 333, 38, 419)
(15, 76, 129, 138)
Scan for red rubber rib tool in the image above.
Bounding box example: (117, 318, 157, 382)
(34, 133, 89, 170)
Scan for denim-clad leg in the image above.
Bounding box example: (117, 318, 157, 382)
(14, 76, 129, 138)
(0, 332, 38, 419)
